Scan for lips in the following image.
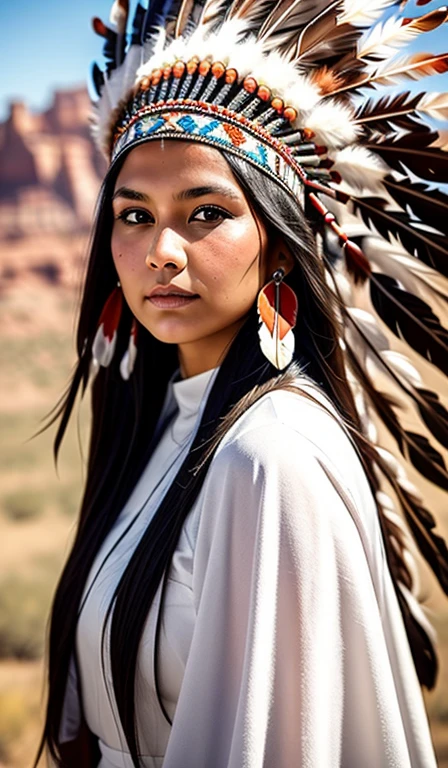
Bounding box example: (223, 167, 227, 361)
(146, 285, 200, 309)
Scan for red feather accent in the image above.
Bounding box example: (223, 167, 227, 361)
(344, 240, 371, 285)
(92, 286, 123, 369)
(92, 17, 110, 37)
(100, 286, 123, 341)
(257, 280, 298, 338)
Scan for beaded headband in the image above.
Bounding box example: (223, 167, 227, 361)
(113, 104, 327, 205)
(109, 61, 343, 204)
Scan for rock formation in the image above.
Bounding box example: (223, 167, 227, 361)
(0, 88, 107, 316)
(0, 87, 105, 239)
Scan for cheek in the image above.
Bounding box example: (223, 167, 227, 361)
(111, 232, 143, 275)
(198, 221, 261, 288)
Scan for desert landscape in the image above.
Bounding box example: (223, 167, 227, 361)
(0, 87, 103, 766)
(0, 86, 447, 766)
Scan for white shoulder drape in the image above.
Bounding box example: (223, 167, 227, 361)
(160, 390, 436, 768)
(71, 373, 436, 767)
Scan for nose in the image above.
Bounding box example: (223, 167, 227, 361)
(145, 227, 187, 272)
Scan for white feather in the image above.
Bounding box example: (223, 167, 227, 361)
(109, 0, 128, 32)
(213, 35, 265, 76)
(338, 0, 397, 27)
(89, 356, 100, 381)
(299, 101, 360, 149)
(358, 14, 423, 60)
(347, 307, 390, 350)
(361, 234, 448, 300)
(332, 146, 389, 191)
(284, 77, 322, 112)
(333, 271, 353, 304)
(354, 389, 378, 442)
(378, 490, 423, 595)
(200, 21, 252, 64)
(137, 29, 169, 74)
(119, 44, 142, 96)
(418, 92, 448, 121)
(92, 325, 117, 367)
(102, 66, 128, 113)
(258, 322, 295, 369)
(381, 350, 422, 388)
(400, 582, 437, 639)
(120, 333, 138, 380)
(377, 489, 396, 515)
(433, 129, 448, 151)
(344, 308, 426, 401)
(94, 21, 355, 155)
(137, 22, 255, 74)
(378, 447, 424, 501)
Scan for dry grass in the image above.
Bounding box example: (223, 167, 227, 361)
(0, 279, 86, 766)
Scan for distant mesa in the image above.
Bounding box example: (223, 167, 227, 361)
(0, 87, 106, 240)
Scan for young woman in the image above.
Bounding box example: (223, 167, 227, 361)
(37, 1, 448, 766)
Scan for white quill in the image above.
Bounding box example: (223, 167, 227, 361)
(358, 14, 424, 60)
(332, 146, 389, 190)
(338, 0, 397, 27)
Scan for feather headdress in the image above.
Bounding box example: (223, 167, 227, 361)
(91, 0, 448, 688)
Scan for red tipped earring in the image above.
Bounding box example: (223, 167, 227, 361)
(257, 268, 298, 370)
(92, 282, 123, 368)
(91, 281, 138, 379)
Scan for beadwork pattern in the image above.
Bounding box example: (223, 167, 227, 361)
(113, 99, 314, 201)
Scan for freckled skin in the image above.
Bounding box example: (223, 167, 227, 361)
(111, 141, 292, 377)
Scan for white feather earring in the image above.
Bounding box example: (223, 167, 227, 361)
(257, 268, 298, 370)
(91, 281, 138, 380)
(120, 318, 138, 380)
(92, 281, 123, 368)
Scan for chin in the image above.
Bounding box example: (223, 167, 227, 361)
(142, 323, 210, 346)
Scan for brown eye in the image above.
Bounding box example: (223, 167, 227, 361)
(117, 209, 153, 225)
(191, 206, 231, 223)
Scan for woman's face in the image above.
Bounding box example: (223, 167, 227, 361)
(111, 141, 277, 373)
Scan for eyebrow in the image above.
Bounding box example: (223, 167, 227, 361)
(112, 184, 241, 203)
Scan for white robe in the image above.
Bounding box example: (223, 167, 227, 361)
(72, 367, 437, 768)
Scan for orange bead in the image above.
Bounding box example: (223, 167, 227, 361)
(303, 127, 315, 140)
(186, 59, 198, 75)
(271, 97, 283, 112)
(151, 69, 162, 85)
(257, 85, 271, 101)
(172, 61, 185, 78)
(283, 106, 298, 122)
(163, 66, 172, 80)
(211, 61, 226, 78)
(243, 77, 258, 94)
(225, 68, 238, 84)
(139, 76, 150, 91)
(199, 60, 211, 76)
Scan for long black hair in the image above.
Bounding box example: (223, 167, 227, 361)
(37, 145, 421, 767)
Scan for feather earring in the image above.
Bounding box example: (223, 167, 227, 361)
(257, 267, 298, 369)
(120, 317, 138, 380)
(92, 282, 123, 368)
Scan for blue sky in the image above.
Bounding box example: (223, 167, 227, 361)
(0, 0, 447, 120)
(0, 0, 127, 118)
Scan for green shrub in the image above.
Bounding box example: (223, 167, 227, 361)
(3, 490, 46, 522)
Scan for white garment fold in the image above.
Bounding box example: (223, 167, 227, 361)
(72, 371, 436, 768)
